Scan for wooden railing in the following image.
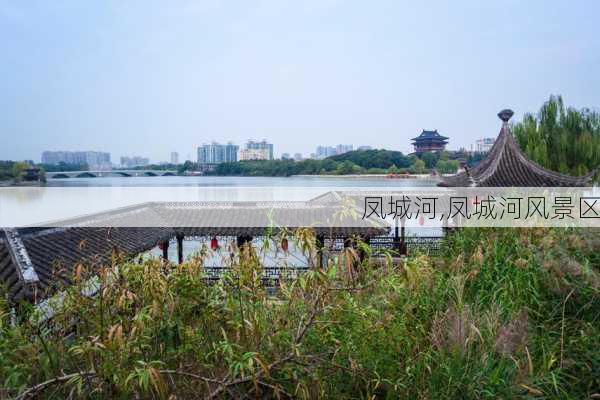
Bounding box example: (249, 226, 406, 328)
(369, 236, 444, 255)
(199, 235, 444, 283)
(201, 266, 310, 282)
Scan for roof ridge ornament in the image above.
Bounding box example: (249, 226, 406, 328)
(497, 109, 514, 123)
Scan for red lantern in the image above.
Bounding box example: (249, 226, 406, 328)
(281, 237, 289, 252)
(210, 236, 218, 250)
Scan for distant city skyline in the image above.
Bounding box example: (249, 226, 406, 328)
(120, 155, 149, 168)
(39, 141, 380, 165)
(41, 150, 111, 169)
(1, 1, 599, 161)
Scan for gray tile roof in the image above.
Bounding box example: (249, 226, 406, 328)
(438, 110, 595, 187)
(1, 227, 171, 303)
(1, 201, 389, 304)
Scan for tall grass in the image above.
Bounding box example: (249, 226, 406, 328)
(0, 228, 598, 399)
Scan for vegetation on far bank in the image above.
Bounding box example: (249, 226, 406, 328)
(1, 228, 598, 399)
(0, 161, 45, 184)
(206, 149, 464, 177)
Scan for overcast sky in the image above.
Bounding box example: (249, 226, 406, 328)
(1, 0, 599, 162)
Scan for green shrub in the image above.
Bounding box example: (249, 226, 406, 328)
(1, 229, 598, 398)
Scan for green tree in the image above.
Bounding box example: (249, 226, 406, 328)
(336, 160, 356, 175)
(388, 164, 399, 174)
(11, 161, 29, 182)
(177, 160, 197, 175)
(411, 158, 426, 174)
(512, 95, 600, 178)
(329, 149, 411, 169)
(436, 159, 459, 174)
(420, 152, 439, 169)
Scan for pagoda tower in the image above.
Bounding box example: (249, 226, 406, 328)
(412, 130, 448, 153)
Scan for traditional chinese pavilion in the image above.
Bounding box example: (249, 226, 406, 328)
(412, 129, 449, 153)
(0, 201, 388, 305)
(438, 109, 595, 187)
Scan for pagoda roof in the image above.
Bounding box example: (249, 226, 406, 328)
(438, 109, 596, 187)
(412, 129, 449, 142)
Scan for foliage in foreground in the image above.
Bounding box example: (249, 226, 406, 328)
(0, 228, 599, 399)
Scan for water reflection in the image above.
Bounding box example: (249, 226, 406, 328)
(0, 176, 439, 227)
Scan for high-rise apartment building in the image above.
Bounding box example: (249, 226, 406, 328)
(197, 142, 239, 164)
(239, 140, 274, 161)
(120, 156, 150, 168)
(315, 144, 354, 159)
(41, 151, 111, 169)
(335, 144, 353, 154)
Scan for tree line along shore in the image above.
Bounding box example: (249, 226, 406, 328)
(1, 95, 598, 182)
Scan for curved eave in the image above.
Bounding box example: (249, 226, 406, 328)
(438, 122, 594, 187)
(411, 136, 449, 141)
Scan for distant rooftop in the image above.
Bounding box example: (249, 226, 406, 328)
(411, 130, 449, 142)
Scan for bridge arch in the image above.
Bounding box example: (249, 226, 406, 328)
(161, 171, 176, 176)
(111, 171, 132, 177)
(50, 173, 70, 179)
(75, 172, 97, 178)
(143, 171, 158, 176)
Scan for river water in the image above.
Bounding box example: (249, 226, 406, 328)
(44, 175, 439, 188)
(1, 175, 442, 264)
(0, 175, 440, 226)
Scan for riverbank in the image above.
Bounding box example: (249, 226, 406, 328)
(293, 173, 439, 179)
(0, 180, 45, 187)
(42, 173, 444, 181)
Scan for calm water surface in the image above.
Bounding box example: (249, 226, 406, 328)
(45, 175, 439, 188)
(1, 175, 440, 226)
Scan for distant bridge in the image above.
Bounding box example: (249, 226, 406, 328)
(47, 170, 177, 179)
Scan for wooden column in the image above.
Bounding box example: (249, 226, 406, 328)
(237, 235, 253, 248)
(400, 216, 407, 256)
(394, 218, 400, 252)
(358, 236, 369, 264)
(176, 234, 184, 264)
(160, 240, 170, 261)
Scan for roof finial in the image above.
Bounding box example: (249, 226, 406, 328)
(498, 109, 514, 122)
